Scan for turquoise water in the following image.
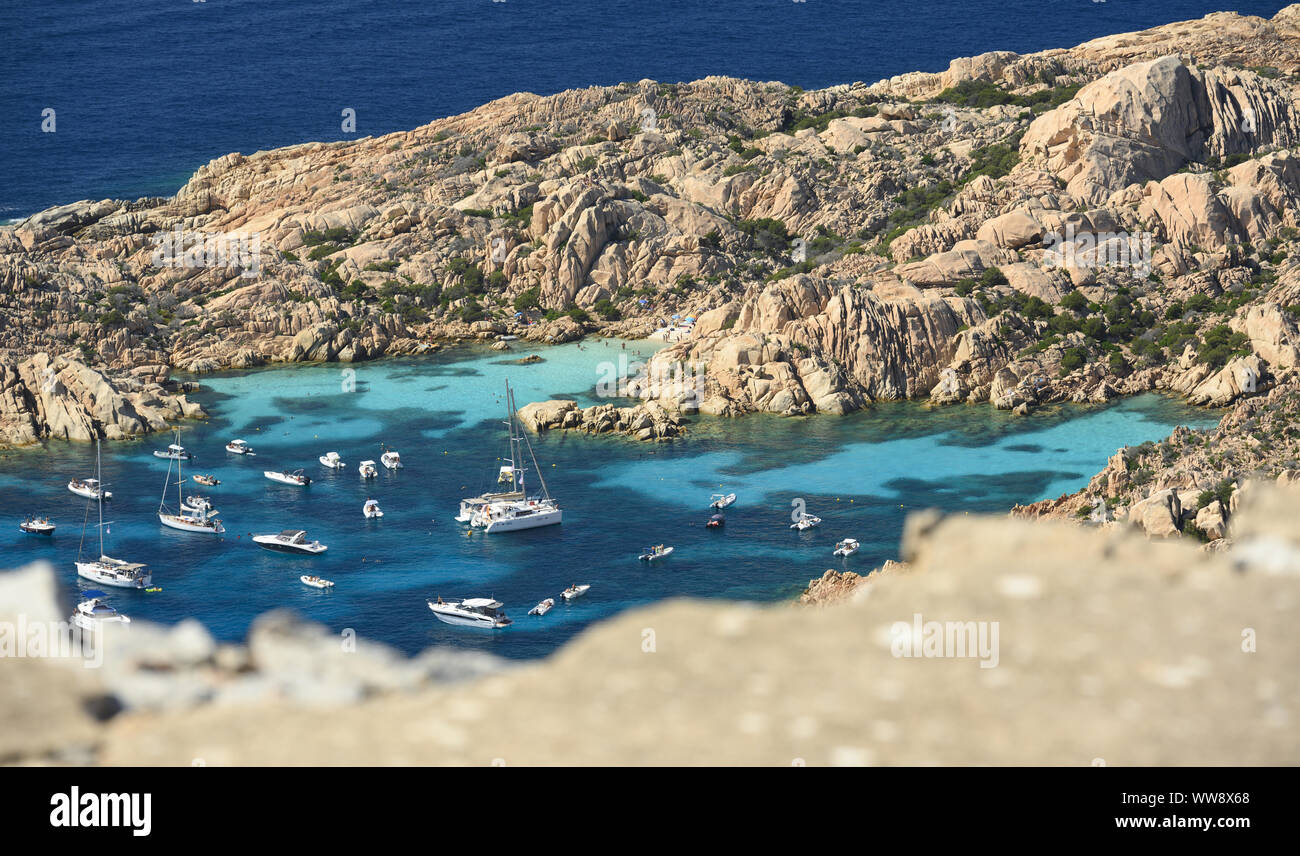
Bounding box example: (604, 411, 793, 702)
(0, 340, 1221, 659)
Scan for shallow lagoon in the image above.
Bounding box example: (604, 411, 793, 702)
(0, 340, 1221, 660)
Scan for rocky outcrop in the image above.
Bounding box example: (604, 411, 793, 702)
(516, 398, 684, 441)
(0, 353, 203, 448)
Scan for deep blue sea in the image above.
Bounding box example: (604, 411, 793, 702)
(0, 341, 1220, 659)
(1, 0, 1289, 219)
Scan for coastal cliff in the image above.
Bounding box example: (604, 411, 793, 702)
(7, 8, 1300, 527)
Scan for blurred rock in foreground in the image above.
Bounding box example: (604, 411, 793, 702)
(4, 484, 1299, 765)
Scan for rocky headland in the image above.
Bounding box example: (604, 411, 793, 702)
(7, 7, 1300, 545)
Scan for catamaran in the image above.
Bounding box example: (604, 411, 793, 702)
(76, 440, 151, 589)
(456, 381, 562, 533)
(157, 436, 225, 534)
(427, 597, 512, 629)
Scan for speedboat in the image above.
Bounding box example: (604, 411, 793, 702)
(68, 478, 111, 500)
(153, 443, 192, 461)
(528, 598, 554, 616)
(253, 530, 327, 555)
(359, 460, 378, 479)
(20, 517, 55, 535)
(380, 449, 403, 470)
(363, 499, 383, 519)
(561, 584, 590, 601)
(458, 382, 562, 534)
(427, 597, 511, 629)
(226, 439, 255, 456)
(791, 513, 822, 531)
(192, 474, 220, 487)
(706, 513, 724, 529)
(638, 545, 674, 561)
(71, 591, 131, 631)
(300, 575, 335, 589)
(319, 451, 345, 469)
(833, 538, 860, 557)
(710, 492, 737, 510)
(264, 469, 311, 486)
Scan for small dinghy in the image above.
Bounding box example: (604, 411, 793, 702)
(561, 584, 590, 601)
(225, 439, 255, 456)
(833, 537, 860, 557)
(20, 516, 55, 535)
(791, 513, 822, 531)
(264, 469, 311, 486)
(363, 499, 384, 519)
(359, 460, 378, 479)
(319, 451, 345, 469)
(153, 443, 193, 461)
(68, 478, 111, 500)
(709, 492, 737, 510)
(528, 598, 555, 616)
(706, 513, 725, 529)
(192, 474, 220, 487)
(381, 449, 404, 470)
(300, 575, 334, 589)
(638, 544, 674, 561)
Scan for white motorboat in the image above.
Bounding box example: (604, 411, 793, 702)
(363, 499, 384, 519)
(76, 440, 150, 589)
(833, 538, 860, 557)
(528, 598, 554, 616)
(791, 513, 822, 531)
(192, 473, 220, 487)
(158, 436, 225, 534)
(71, 591, 131, 631)
(264, 469, 311, 486)
(561, 584, 590, 601)
(253, 530, 327, 555)
(710, 492, 737, 510)
(380, 449, 403, 470)
(300, 575, 335, 589)
(20, 516, 55, 535)
(68, 478, 111, 501)
(427, 597, 512, 629)
(638, 545, 674, 561)
(319, 451, 345, 469)
(153, 443, 193, 461)
(460, 382, 562, 534)
(225, 439, 255, 456)
(359, 460, 378, 479)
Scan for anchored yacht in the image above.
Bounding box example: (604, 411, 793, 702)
(253, 530, 327, 555)
(158, 434, 225, 534)
(75, 440, 151, 589)
(427, 597, 511, 629)
(225, 439, 255, 456)
(458, 382, 562, 533)
(71, 591, 131, 631)
(68, 478, 111, 501)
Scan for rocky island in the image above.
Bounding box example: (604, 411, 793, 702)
(7, 7, 1300, 548)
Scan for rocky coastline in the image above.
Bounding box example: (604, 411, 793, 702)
(7, 7, 1300, 551)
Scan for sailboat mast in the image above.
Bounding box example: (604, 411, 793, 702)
(96, 438, 105, 557)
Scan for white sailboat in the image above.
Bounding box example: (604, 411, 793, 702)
(458, 382, 562, 533)
(76, 439, 151, 589)
(158, 435, 225, 534)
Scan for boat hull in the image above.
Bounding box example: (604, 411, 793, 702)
(428, 607, 510, 628)
(479, 507, 562, 533)
(254, 540, 325, 555)
(159, 514, 224, 534)
(20, 525, 55, 535)
(76, 562, 150, 589)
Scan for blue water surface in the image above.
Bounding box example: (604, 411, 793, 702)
(2, 0, 1288, 218)
(0, 340, 1221, 659)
